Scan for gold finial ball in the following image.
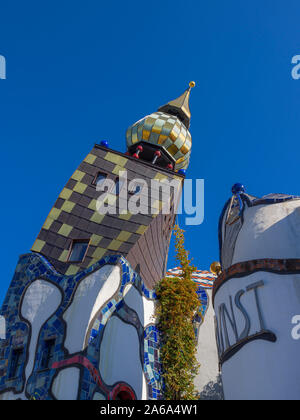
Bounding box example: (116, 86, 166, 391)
(189, 81, 196, 88)
(210, 261, 222, 276)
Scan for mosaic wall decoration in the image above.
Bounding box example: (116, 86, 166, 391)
(0, 252, 160, 400)
(0, 255, 212, 400)
(144, 325, 163, 400)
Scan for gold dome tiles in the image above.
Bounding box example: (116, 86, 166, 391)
(160, 137, 173, 150)
(152, 120, 164, 134)
(173, 136, 184, 150)
(126, 109, 191, 170)
(169, 130, 177, 142)
(180, 143, 190, 155)
(149, 132, 159, 145)
(142, 130, 150, 141)
(158, 134, 168, 144)
(167, 143, 179, 156)
(137, 124, 143, 139)
(175, 155, 186, 164)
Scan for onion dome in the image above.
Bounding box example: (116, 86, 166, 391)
(126, 82, 195, 172)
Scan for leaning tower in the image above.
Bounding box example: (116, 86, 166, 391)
(0, 84, 194, 400)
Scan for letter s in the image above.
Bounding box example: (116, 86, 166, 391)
(291, 55, 300, 80)
(291, 315, 300, 340)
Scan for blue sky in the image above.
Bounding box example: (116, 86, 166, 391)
(0, 0, 300, 305)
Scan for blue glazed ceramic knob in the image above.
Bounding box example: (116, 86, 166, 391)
(100, 140, 109, 148)
(231, 183, 245, 195)
(178, 169, 186, 176)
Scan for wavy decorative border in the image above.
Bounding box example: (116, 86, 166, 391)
(0, 252, 160, 400)
(1, 252, 211, 400)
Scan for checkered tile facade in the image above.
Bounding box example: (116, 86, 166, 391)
(126, 111, 191, 170)
(32, 145, 183, 288)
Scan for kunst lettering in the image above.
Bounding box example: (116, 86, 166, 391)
(215, 280, 277, 364)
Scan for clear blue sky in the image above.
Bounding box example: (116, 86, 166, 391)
(0, 0, 300, 305)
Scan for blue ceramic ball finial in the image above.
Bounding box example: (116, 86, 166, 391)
(231, 183, 245, 195)
(100, 140, 109, 148)
(178, 169, 186, 176)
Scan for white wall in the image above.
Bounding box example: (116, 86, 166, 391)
(2, 263, 157, 400)
(232, 200, 300, 263)
(123, 284, 155, 327)
(52, 367, 80, 400)
(195, 290, 221, 398)
(62, 266, 155, 400)
(20, 279, 62, 399)
(63, 265, 121, 354)
(218, 198, 300, 399)
(99, 316, 145, 399)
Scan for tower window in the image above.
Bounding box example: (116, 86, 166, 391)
(40, 339, 56, 370)
(93, 172, 107, 188)
(9, 348, 23, 379)
(68, 240, 90, 262)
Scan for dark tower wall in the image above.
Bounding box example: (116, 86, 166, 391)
(32, 144, 183, 289)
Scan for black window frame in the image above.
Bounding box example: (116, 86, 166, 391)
(9, 347, 24, 379)
(40, 338, 56, 370)
(92, 171, 108, 188)
(67, 239, 90, 263)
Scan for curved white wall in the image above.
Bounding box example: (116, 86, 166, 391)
(99, 316, 144, 399)
(232, 200, 300, 263)
(123, 284, 155, 327)
(93, 392, 106, 400)
(21, 279, 62, 390)
(195, 290, 220, 397)
(219, 198, 300, 399)
(215, 271, 300, 400)
(63, 265, 120, 354)
(3, 263, 156, 400)
(0, 391, 20, 400)
(51, 367, 80, 400)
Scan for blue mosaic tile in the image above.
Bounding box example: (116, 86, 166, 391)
(0, 252, 207, 401)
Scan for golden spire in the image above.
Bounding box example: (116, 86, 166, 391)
(157, 81, 195, 129)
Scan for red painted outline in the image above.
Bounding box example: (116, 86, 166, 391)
(52, 355, 110, 397)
